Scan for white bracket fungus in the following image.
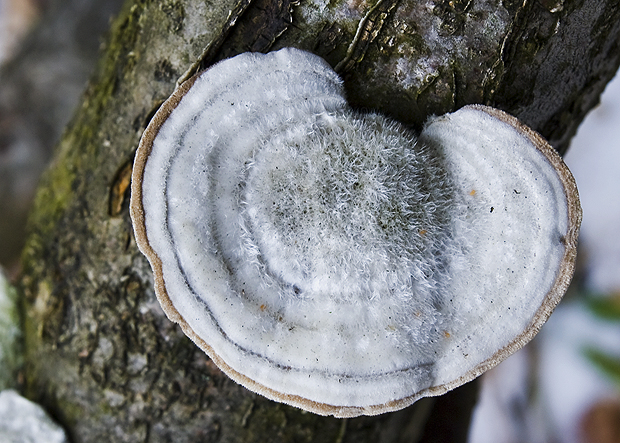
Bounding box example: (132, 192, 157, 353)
(130, 48, 581, 417)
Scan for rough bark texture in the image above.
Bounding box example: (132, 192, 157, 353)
(17, 0, 620, 441)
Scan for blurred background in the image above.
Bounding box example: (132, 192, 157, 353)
(0, 0, 123, 275)
(1, 1, 620, 441)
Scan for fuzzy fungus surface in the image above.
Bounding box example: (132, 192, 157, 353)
(130, 48, 581, 417)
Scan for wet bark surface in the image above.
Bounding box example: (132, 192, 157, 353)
(17, 0, 620, 441)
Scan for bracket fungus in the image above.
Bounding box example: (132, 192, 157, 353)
(130, 48, 581, 417)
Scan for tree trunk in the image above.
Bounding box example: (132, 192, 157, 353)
(18, 0, 620, 441)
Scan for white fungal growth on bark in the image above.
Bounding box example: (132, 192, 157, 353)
(130, 48, 581, 417)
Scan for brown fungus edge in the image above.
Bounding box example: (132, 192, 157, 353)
(129, 69, 582, 418)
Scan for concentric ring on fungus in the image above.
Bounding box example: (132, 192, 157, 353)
(130, 48, 581, 417)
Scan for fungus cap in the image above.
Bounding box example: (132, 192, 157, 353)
(130, 48, 581, 417)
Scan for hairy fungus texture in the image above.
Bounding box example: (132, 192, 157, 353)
(130, 48, 581, 417)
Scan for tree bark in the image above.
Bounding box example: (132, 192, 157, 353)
(17, 0, 620, 441)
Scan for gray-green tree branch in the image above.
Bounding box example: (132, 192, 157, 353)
(17, 0, 620, 441)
